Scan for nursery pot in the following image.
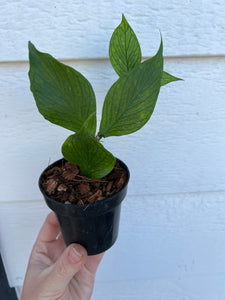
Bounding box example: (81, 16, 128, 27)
(39, 158, 130, 255)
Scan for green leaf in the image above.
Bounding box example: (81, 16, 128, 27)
(161, 71, 183, 86)
(99, 39, 163, 138)
(62, 121, 116, 179)
(28, 42, 96, 135)
(82, 112, 97, 135)
(109, 14, 142, 77)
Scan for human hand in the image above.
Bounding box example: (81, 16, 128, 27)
(21, 212, 104, 300)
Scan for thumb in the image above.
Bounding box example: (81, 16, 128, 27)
(45, 244, 87, 292)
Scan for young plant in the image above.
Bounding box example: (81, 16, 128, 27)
(28, 14, 181, 179)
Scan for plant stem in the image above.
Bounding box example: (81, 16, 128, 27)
(95, 133, 103, 141)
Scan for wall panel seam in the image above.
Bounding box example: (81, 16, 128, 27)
(1, 189, 225, 204)
(1, 54, 225, 66)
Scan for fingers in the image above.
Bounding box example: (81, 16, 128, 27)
(30, 215, 66, 266)
(36, 212, 60, 244)
(74, 252, 105, 292)
(42, 244, 87, 292)
(85, 252, 105, 275)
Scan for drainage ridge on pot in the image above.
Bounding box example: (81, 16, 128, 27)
(39, 158, 130, 255)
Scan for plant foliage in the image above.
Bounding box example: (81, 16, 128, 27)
(29, 14, 182, 179)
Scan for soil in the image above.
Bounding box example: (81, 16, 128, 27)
(40, 159, 128, 205)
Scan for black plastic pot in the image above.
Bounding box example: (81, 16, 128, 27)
(39, 158, 130, 255)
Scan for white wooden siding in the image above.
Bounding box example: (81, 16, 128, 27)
(2, 192, 225, 300)
(1, 1, 225, 299)
(1, 57, 225, 201)
(1, 0, 225, 61)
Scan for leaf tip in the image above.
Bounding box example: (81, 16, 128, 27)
(159, 32, 163, 49)
(121, 13, 129, 27)
(155, 33, 163, 60)
(28, 41, 39, 62)
(28, 41, 35, 52)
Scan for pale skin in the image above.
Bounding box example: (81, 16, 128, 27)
(21, 212, 104, 300)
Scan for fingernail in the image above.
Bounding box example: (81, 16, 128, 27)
(68, 246, 83, 264)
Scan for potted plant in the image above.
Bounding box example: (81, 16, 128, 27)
(28, 14, 182, 255)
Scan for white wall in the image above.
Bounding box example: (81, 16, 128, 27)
(1, 1, 225, 299)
